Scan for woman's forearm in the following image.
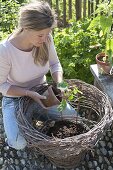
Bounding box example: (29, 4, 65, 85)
(6, 85, 39, 98)
(6, 85, 31, 97)
(6, 85, 46, 99)
(6, 85, 47, 108)
(52, 71, 63, 84)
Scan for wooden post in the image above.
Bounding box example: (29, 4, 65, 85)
(56, 0, 59, 21)
(76, 0, 82, 21)
(91, 1, 94, 15)
(63, 0, 66, 26)
(88, 0, 91, 17)
(83, 0, 86, 18)
(56, 0, 59, 16)
(96, 0, 99, 9)
(69, 0, 72, 20)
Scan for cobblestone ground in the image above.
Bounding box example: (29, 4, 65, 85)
(0, 98, 113, 170)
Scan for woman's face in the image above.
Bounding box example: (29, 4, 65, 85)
(25, 28, 51, 47)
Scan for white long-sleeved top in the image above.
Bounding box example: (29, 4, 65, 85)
(0, 35, 63, 96)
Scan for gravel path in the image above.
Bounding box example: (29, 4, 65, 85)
(0, 97, 113, 170)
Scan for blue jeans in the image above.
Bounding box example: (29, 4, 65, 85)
(2, 97, 76, 150)
(2, 97, 27, 150)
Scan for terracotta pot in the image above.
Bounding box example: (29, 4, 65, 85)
(41, 86, 61, 107)
(96, 53, 112, 75)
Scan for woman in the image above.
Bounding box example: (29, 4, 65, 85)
(0, 1, 63, 150)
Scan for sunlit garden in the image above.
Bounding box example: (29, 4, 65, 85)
(1, 0, 113, 170)
(0, 0, 109, 84)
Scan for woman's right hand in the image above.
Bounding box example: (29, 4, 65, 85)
(26, 90, 47, 109)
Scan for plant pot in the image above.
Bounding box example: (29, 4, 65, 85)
(96, 52, 112, 75)
(41, 86, 61, 107)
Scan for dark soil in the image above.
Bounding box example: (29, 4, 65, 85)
(52, 86, 62, 102)
(45, 120, 88, 139)
(32, 107, 98, 139)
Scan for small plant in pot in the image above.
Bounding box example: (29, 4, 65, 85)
(88, 1, 113, 75)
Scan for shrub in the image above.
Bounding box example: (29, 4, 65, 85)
(53, 18, 104, 84)
(0, 0, 20, 33)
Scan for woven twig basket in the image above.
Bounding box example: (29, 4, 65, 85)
(17, 79, 113, 168)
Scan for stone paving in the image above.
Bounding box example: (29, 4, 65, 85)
(0, 97, 113, 170)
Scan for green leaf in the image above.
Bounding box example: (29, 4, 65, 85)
(88, 16, 100, 30)
(73, 88, 83, 95)
(107, 49, 113, 63)
(106, 38, 113, 51)
(100, 15, 112, 35)
(57, 99, 67, 112)
(99, 30, 103, 37)
(57, 81, 68, 91)
(68, 94, 74, 100)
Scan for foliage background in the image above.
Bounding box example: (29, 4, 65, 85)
(0, 0, 105, 84)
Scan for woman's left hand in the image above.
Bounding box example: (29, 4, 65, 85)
(26, 90, 47, 109)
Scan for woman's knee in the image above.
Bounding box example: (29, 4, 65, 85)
(2, 97, 27, 150)
(7, 135, 27, 150)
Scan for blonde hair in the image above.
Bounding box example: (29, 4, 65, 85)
(16, 1, 55, 65)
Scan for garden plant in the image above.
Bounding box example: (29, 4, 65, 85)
(88, 1, 113, 75)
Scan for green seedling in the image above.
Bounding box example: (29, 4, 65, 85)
(57, 81, 68, 92)
(57, 81, 83, 112)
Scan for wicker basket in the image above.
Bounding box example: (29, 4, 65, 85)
(16, 79, 113, 168)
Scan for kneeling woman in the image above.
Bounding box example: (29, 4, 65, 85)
(0, 1, 63, 150)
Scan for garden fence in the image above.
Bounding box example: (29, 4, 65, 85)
(45, 0, 106, 27)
